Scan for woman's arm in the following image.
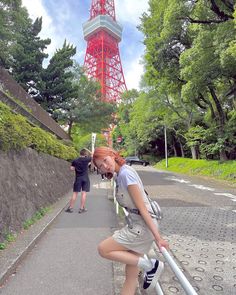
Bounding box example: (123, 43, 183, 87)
(127, 184, 169, 249)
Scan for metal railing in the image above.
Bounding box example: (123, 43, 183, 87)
(112, 181, 198, 295)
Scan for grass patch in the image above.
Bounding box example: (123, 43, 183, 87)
(0, 206, 51, 251)
(155, 157, 236, 184)
(0, 232, 17, 250)
(0, 242, 6, 250)
(23, 207, 51, 230)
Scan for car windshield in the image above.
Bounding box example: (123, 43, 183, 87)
(126, 156, 139, 160)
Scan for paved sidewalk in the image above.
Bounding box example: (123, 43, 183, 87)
(0, 173, 126, 295)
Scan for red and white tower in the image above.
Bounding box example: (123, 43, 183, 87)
(83, 0, 127, 103)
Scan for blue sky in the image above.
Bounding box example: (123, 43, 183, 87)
(22, 0, 149, 90)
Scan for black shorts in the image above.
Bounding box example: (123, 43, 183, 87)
(73, 175, 90, 192)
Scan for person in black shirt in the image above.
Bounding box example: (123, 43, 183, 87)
(65, 149, 92, 213)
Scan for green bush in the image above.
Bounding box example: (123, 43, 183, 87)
(0, 102, 77, 160)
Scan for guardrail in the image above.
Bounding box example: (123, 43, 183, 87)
(112, 180, 198, 295)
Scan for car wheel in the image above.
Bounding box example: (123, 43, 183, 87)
(143, 162, 146, 166)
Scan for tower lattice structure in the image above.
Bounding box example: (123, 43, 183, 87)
(83, 0, 127, 103)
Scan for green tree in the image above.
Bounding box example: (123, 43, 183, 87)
(114, 89, 139, 155)
(179, 1, 236, 160)
(41, 40, 77, 115)
(0, 0, 50, 94)
(0, 0, 28, 67)
(10, 16, 51, 94)
(139, 0, 236, 161)
(55, 62, 115, 136)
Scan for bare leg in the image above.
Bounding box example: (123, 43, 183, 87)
(98, 237, 141, 295)
(98, 237, 141, 265)
(69, 192, 78, 208)
(80, 191, 86, 209)
(121, 264, 140, 295)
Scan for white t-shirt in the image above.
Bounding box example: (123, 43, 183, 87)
(115, 165, 152, 213)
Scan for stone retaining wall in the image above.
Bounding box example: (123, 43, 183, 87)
(0, 148, 74, 242)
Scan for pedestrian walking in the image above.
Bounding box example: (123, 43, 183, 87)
(65, 148, 92, 213)
(92, 146, 169, 294)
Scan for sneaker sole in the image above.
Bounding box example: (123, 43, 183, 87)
(148, 261, 164, 290)
(78, 209, 87, 213)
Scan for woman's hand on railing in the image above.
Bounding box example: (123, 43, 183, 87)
(155, 237, 169, 251)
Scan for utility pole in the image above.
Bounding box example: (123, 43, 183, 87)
(164, 125, 168, 168)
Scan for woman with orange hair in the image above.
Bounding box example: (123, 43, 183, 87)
(93, 146, 169, 295)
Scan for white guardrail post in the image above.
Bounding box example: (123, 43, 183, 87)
(112, 180, 198, 294)
(159, 247, 198, 295)
(112, 178, 119, 214)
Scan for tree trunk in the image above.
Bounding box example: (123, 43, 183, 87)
(208, 86, 228, 161)
(179, 141, 185, 157)
(173, 144, 177, 157)
(172, 136, 178, 157)
(219, 150, 228, 161)
(208, 86, 225, 126)
(191, 146, 198, 159)
(68, 120, 73, 137)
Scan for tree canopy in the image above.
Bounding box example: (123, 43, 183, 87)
(114, 0, 236, 161)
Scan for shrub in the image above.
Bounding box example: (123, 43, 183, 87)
(0, 102, 77, 160)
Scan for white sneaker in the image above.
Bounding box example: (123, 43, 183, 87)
(143, 259, 164, 290)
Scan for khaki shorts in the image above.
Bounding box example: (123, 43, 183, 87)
(112, 220, 158, 254)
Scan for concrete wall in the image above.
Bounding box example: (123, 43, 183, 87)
(0, 148, 74, 242)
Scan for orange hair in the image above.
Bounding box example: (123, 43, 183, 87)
(93, 146, 126, 167)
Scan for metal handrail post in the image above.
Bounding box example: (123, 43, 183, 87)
(112, 179, 119, 214)
(155, 282, 164, 295)
(160, 247, 198, 295)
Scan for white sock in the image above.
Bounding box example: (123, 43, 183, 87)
(137, 257, 153, 271)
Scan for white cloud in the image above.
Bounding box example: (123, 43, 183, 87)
(115, 0, 148, 89)
(116, 0, 149, 26)
(22, 0, 66, 59)
(125, 58, 144, 90)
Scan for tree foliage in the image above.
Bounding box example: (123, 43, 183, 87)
(10, 16, 51, 94)
(51, 61, 116, 136)
(40, 40, 77, 114)
(131, 0, 236, 161)
(0, 0, 51, 94)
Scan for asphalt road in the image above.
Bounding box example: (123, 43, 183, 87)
(135, 165, 236, 208)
